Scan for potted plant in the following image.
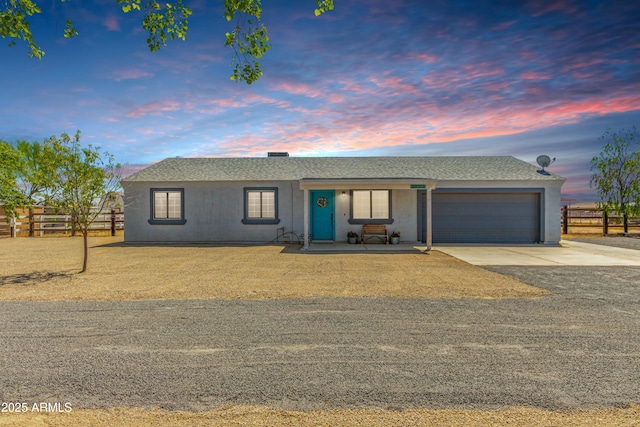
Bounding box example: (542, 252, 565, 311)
(347, 231, 358, 244)
(390, 231, 400, 244)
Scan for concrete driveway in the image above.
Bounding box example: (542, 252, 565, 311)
(435, 239, 640, 266)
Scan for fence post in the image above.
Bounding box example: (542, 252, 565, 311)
(562, 206, 568, 235)
(111, 209, 116, 236)
(28, 208, 34, 237)
(602, 211, 608, 236)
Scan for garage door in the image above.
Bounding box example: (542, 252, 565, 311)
(430, 191, 541, 244)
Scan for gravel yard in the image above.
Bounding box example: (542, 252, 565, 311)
(564, 235, 640, 251)
(0, 236, 543, 301)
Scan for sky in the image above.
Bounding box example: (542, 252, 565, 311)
(1, 0, 639, 201)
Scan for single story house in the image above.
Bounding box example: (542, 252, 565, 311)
(121, 155, 565, 248)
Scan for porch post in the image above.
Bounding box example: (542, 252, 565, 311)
(426, 187, 433, 250)
(303, 188, 310, 250)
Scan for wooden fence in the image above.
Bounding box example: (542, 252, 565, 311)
(0, 208, 124, 238)
(2, 205, 637, 238)
(562, 206, 640, 235)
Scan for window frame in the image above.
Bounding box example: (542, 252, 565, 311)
(348, 189, 394, 225)
(148, 188, 186, 225)
(242, 187, 280, 225)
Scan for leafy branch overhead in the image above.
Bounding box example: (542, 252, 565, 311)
(223, 0, 269, 84)
(0, 0, 76, 58)
(117, 0, 191, 52)
(1, 0, 334, 84)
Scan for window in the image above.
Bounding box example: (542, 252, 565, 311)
(148, 188, 186, 225)
(349, 190, 393, 224)
(247, 190, 275, 219)
(242, 187, 280, 224)
(154, 191, 181, 219)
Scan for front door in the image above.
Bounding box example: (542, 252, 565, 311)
(310, 190, 334, 240)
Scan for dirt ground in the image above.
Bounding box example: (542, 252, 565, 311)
(1, 236, 636, 426)
(1, 405, 639, 427)
(0, 236, 545, 301)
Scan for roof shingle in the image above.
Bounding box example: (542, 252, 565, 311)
(122, 156, 565, 182)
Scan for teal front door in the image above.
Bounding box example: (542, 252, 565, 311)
(310, 190, 334, 240)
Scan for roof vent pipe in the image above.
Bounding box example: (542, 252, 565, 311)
(268, 152, 289, 157)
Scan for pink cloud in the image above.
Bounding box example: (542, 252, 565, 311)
(123, 92, 294, 120)
(195, 97, 243, 114)
(113, 68, 155, 81)
(528, 0, 579, 17)
(483, 81, 511, 91)
(195, 53, 221, 62)
(326, 93, 345, 103)
(520, 71, 551, 80)
(561, 58, 606, 72)
(369, 76, 421, 95)
(271, 82, 323, 98)
(460, 63, 505, 79)
(134, 128, 158, 135)
(209, 98, 243, 107)
(492, 20, 517, 30)
(335, 78, 378, 95)
(206, 89, 640, 158)
(127, 100, 182, 118)
(103, 15, 120, 31)
(403, 52, 439, 63)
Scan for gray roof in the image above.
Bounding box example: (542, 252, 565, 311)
(122, 156, 565, 182)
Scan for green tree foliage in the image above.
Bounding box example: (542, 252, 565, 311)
(590, 127, 640, 234)
(0, 141, 26, 221)
(14, 140, 58, 203)
(1, 0, 334, 84)
(14, 140, 60, 235)
(47, 131, 122, 273)
(0, 139, 60, 232)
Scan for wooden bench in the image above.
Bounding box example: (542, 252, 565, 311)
(361, 224, 388, 244)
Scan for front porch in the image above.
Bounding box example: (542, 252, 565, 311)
(305, 241, 430, 253)
(299, 178, 437, 251)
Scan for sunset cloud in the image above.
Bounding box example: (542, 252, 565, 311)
(103, 15, 120, 31)
(126, 100, 183, 118)
(112, 68, 155, 81)
(1, 0, 639, 202)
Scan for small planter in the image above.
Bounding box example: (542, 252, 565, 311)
(390, 232, 400, 245)
(348, 236, 357, 244)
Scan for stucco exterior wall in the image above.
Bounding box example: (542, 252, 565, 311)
(124, 181, 304, 243)
(124, 178, 563, 245)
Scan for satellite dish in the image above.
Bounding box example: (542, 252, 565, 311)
(536, 155, 555, 175)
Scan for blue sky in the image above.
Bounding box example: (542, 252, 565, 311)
(1, 0, 639, 201)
